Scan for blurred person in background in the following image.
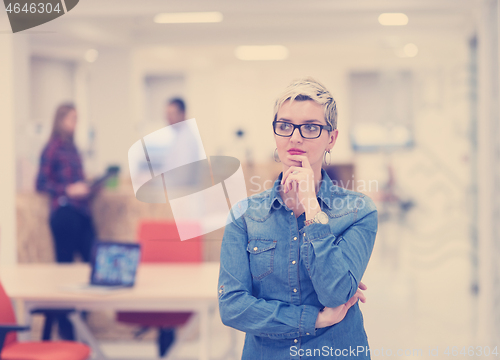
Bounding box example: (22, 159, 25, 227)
(218, 78, 378, 359)
(165, 97, 186, 126)
(35, 102, 96, 340)
(36, 102, 95, 263)
(164, 97, 202, 186)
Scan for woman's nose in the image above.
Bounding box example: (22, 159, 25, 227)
(290, 127, 303, 142)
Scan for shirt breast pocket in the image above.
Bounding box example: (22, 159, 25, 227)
(246, 239, 277, 280)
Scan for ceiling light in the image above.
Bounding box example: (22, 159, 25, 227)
(235, 45, 289, 61)
(85, 49, 98, 63)
(154, 12, 223, 24)
(378, 13, 408, 26)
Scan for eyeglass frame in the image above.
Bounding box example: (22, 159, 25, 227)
(272, 120, 333, 139)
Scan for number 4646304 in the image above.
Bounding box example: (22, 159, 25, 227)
(5, 2, 61, 14)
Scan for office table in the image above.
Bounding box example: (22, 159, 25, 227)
(0, 262, 234, 360)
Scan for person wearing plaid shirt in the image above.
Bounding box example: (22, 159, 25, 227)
(36, 103, 96, 263)
(35, 103, 97, 341)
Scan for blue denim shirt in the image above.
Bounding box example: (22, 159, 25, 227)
(218, 169, 378, 360)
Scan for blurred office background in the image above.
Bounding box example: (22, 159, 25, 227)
(1, 0, 500, 358)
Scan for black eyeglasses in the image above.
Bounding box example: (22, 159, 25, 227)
(273, 120, 332, 139)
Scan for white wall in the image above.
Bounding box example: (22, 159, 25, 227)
(477, 0, 500, 346)
(15, 57, 78, 191)
(0, 37, 17, 266)
(30, 57, 75, 124)
(88, 48, 136, 176)
(0, 34, 30, 265)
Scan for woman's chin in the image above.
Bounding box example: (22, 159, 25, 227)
(283, 161, 299, 168)
(290, 159, 305, 166)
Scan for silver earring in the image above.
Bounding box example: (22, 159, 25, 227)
(273, 148, 281, 163)
(323, 150, 331, 166)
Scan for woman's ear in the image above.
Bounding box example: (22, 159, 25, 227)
(327, 129, 339, 151)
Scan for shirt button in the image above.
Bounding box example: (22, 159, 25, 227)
(253, 247, 258, 251)
(291, 212, 294, 215)
(292, 260, 296, 265)
(293, 236, 297, 240)
(219, 289, 222, 293)
(293, 288, 297, 293)
(294, 339, 298, 343)
(303, 233, 306, 236)
(306, 333, 310, 335)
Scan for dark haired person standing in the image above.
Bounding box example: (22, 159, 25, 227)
(163, 97, 202, 186)
(36, 102, 96, 340)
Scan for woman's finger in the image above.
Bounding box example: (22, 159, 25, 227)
(346, 298, 356, 308)
(358, 282, 367, 290)
(281, 167, 294, 184)
(285, 178, 291, 193)
(281, 166, 301, 190)
(298, 155, 312, 170)
(345, 296, 358, 309)
(355, 290, 367, 303)
(283, 170, 302, 193)
(287, 154, 311, 169)
(291, 178, 298, 193)
(281, 160, 314, 195)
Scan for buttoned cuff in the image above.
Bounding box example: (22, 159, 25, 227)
(303, 223, 332, 242)
(300, 305, 320, 336)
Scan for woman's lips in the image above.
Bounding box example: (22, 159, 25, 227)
(288, 149, 305, 155)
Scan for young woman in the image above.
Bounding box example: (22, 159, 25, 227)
(218, 78, 378, 359)
(36, 103, 96, 264)
(36, 103, 96, 340)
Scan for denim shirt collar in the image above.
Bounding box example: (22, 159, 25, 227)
(266, 168, 334, 213)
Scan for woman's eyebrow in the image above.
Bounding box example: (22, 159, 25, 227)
(303, 119, 322, 123)
(278, 118, 322, 123)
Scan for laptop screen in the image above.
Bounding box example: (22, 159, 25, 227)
(90, 241, 141, 287)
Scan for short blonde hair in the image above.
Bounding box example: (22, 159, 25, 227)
(273, 77, 337, 130)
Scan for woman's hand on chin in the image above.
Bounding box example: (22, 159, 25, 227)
(281, 154, 319, 213)
(315, 282, 367, 329)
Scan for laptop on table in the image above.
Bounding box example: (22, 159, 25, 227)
(61, 241, 141, 292)
(90, 241, 141, 288)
